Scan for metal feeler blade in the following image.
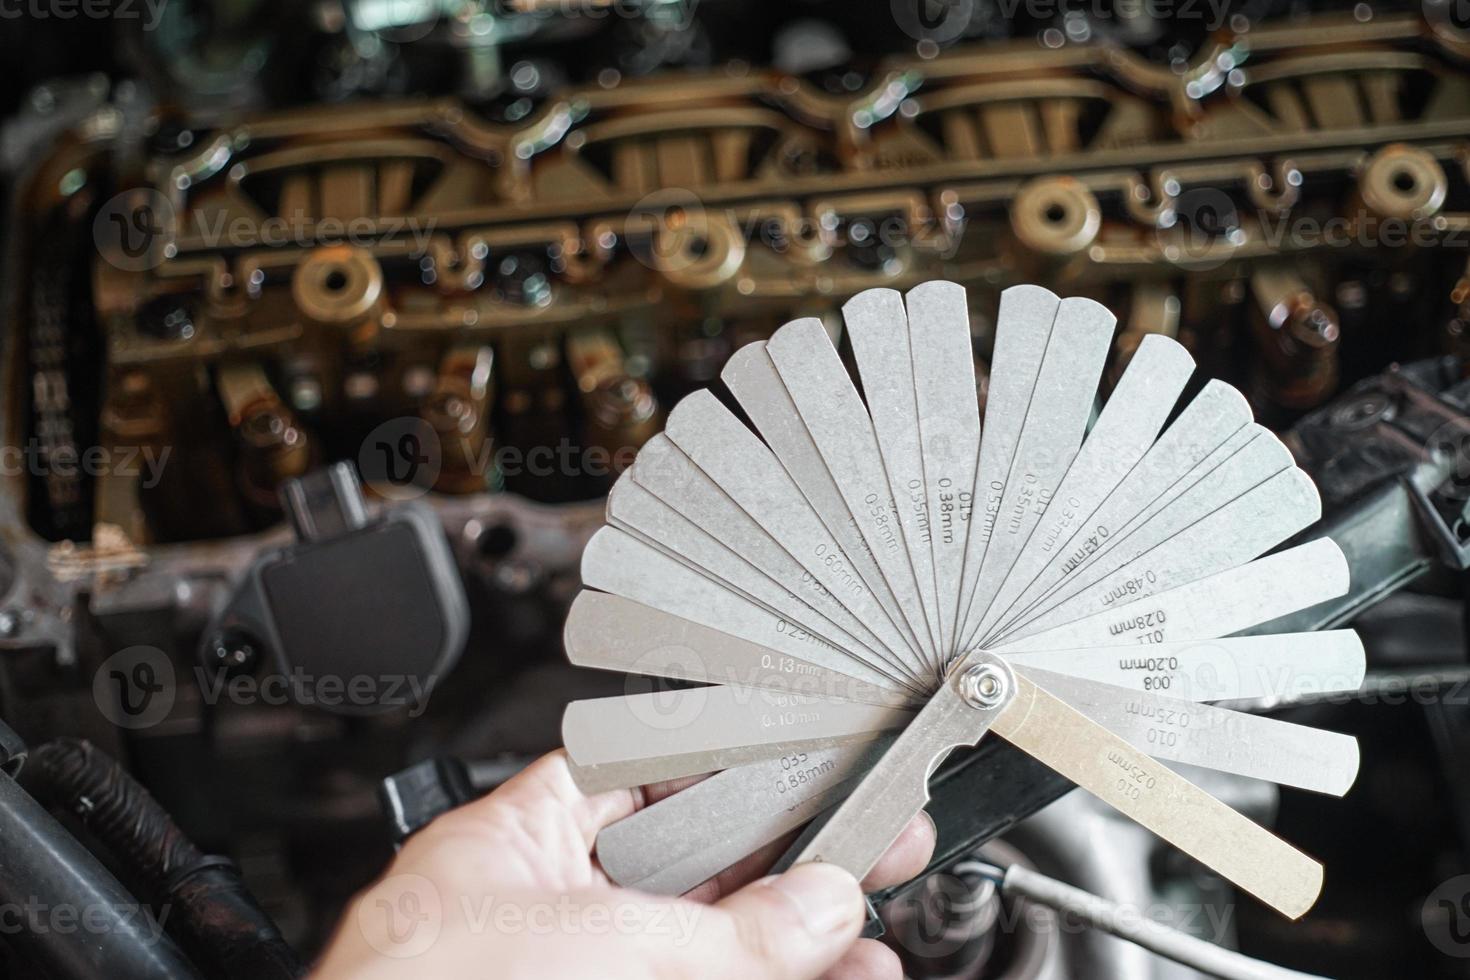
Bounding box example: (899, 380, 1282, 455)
(998, 467, 1323, 644)
(973, 334, 1195, 643)
(630, 430, 927, 688)
(997, 537, 1349, 653)
(721, 341, 928, 666)
(562, 683, 912, 793)
(596, 734, 895, 896)
(990, 419, 1274, 640)
(999, 427, 1295, 634)
(984, 380, 1253, 642)
(659, 394, 931, 684)
(955, 296, 1114, 655)
(845, 289, 946, 666)
(580, 527, 917, 693)
(953, 285, 1058, 646)
(563, 592, 917, 708)
(1019, 669, 1360, 797)
(991, 673, 1325, 919)
(766, 317, 940, 672)
(905, 281, 980, 667)
(606, 473, 911, 688)
(1005, 630, 1366, 702)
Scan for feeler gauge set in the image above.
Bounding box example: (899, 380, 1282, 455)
(560, 280, 1363, 919)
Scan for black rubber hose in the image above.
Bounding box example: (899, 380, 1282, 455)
(0, 769, 201, 980)
(21, 739, 303, 980)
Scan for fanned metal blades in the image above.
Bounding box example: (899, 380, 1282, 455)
(560, 281, 1360, 920)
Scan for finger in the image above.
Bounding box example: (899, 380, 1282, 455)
(671, 863, 866, 980)
(860, 810, 936, 892)
(823, 939, 902, 980)
(452, 750, 643, 849)
(639, 771, 711, 807)
(682, 831, 799, 903)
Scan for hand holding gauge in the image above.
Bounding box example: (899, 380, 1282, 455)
(560, 281, 1363, 921)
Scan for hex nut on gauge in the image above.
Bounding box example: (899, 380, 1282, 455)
(960, 662, 1010, 710)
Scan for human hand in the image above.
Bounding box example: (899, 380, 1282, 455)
(312, 750, 935, 979)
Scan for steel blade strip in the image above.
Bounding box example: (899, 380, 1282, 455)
(581, 527, 913, 690)
(994, 418, 1268, 639)
(973, 335, 1195, 645)
(953, 284, 1059, 643)
(956, 296, 1116, 652)
(987, 380, 1253, 640)
(636, 424, 927, 685)
(999, 467, 1323, 643)
(567, 733, 886, 796)
(1022, 669, 1360, 796)
(846, 290, 947, 663)
(596, 735, 893, 895)
(905, 281, 981, 663)
(992, 673, 1324, 919)
(998, 538, 1349, 653)
(766, 317, 939, 671)
(999, 427, 1294, 637)
(721, 341, 927, 662)
(562, 686, 911, 789)
(1007, 631, 1366, 702)
(607, 480, 840, 647)
(564, 592, 916, 708)
(606, 474, 902, 678)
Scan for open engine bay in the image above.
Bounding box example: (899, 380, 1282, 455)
(6, 1, 1470, 977)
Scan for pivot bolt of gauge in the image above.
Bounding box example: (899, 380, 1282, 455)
(960, 663, 1009, 709)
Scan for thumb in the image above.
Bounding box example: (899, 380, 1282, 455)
(690, 863, 866, 980)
